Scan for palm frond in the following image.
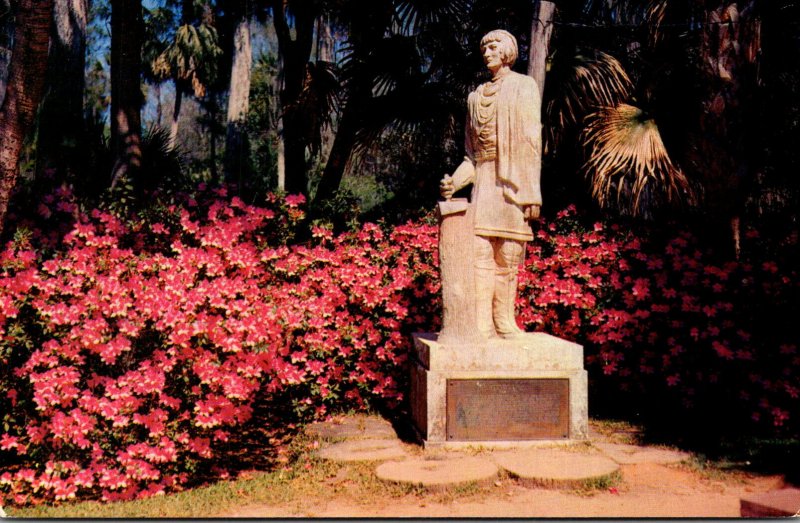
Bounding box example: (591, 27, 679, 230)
(152, 22, 222, 97)
(544, 50, 633, 155)
(581, 103, 695, 218)
(393, 0, 472, 35)
(138, 125, 190, 196)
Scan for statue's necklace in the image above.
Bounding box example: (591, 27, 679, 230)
(483, 75, 504, 97)
(477, 76, 503, 125)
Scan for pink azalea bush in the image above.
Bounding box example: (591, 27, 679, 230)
(0, 186, 440, 506)
(519, 206, 799, 433)
(0, 188, 797, 506)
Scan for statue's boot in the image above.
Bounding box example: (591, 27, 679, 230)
(475, 266, 498, 339)
(493, 267, 525, 339)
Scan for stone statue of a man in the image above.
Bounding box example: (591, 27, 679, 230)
(440, 29, 542, 340)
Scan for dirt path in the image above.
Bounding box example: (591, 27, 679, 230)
(227, 462, 782, 518)
(220, 416, 786, 518)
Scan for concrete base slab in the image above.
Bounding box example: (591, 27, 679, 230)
(375, 456, 499, 492)
(593, 442, 690, 465)
(740, 488, 800, 517)
(315, 438, 408, 463)
(306, 416, 396, 441)
(492, 448, 620, 489)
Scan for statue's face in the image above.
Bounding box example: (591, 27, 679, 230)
(482, 40, 504, 73)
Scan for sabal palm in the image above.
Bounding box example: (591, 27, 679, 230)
(149, 0, 222, 149)
(542, 0, 759, 224)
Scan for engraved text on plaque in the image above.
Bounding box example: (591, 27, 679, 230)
(446, 379, 569, 440)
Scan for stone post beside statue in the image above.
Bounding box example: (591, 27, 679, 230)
(436, 198, 482, 344)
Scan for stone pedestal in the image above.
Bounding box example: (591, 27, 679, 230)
(410, 332, 588, 449)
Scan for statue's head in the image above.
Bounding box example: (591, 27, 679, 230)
(480, 29, 518, 68)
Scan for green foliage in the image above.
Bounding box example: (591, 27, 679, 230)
(96, 126, 187, 216)
(309, 188, 362, 234)
(244, 52, 279, 202)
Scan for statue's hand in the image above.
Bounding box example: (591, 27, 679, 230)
(523, 204, 541, 221)
(440, 175, 456, 200)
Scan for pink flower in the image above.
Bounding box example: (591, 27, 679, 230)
(284, 194, 306, 207)
(0, 433, 19, 450)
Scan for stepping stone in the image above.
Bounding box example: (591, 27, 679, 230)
(375, 456, 499, 492)
(593, 441, 690, 465)
(492, 448, 620, 489)
(306, 416, 396, 441)
(315, 438, 408, 462)
(741, 488, 800, 518)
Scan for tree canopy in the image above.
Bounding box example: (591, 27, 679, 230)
(0, 0, 796, 243)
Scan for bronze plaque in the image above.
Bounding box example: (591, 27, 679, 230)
(446, 379, 569, 441)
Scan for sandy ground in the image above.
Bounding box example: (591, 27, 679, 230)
(217, 416, 788, 518)
(223, 458, 784, 518)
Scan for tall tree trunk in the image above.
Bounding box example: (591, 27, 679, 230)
(274, 51, 285, 191)
(313, 67, 372, 204)
(155, 82, 163, 127)
(528, 0, 555, 100)
(276, 108, 286, 191)
(316, 15, 334, 63)
(281, 102, 307, 195)
(0, 15, 15, 108)
(0, 49, 10, 109)
(37, 0, 89, 179)
(208, 94, 220, 181)
(695, 1, 760, 258)
(168, 0, 193, 152)
(224, 15, 251, 186)
(312, 103, 360, 203)
(270, 0, 317, 196)
(315, 14, 335, 162)
(110, 0, 143, 189)
(169, 84, 183, 149)
(312, 4, 390, 205)
(0, 0, 53, 236)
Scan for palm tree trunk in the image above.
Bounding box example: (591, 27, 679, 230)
(0, 0, 53, 236)
(224, 15, 251, 185)
(37, 0, 89, 178)
(528, 0, 555, 100)
(110, 0, 144, 189)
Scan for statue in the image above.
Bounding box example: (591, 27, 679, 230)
(439, 29, 542, 340)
